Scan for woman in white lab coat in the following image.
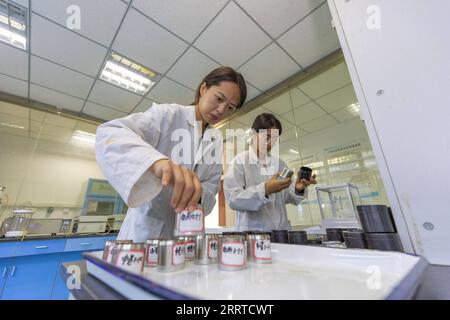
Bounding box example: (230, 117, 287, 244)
(224, 113, 316, 231)
(96, 67, 247, 242)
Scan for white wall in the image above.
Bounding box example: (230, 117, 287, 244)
(0, 132, 104, 223)
(328, 0, 450, 264)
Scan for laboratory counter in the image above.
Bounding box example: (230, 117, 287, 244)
(60, 260, 450, 300)
(62, 244, 433, 300)
(0, 232, 119, 242)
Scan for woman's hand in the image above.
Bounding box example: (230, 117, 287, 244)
(150, 159, 203, 213)
(295, 174, 317, 193)
(264, 173, 292, 195)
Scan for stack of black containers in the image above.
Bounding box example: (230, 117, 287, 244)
(354, 205, 403, 252)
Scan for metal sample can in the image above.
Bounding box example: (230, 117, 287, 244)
(158, 239, 186, 272)
(219, 234, 246, 271)
(195, 233, 219, 265)
(144, 239, 159, 267)
(110, 243, 145, 273)
(246, 232, 272, 264)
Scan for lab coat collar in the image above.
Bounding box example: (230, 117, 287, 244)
(185, 105, 215, 142)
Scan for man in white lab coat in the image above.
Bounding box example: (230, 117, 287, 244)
(224, 113, 316, 232)
(95, 67, 247, 242)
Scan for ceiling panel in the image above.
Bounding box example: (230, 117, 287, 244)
(238, 43, 301, 92)
(0, 101, 28, 118)
(43, 113, 77, 129)
(166, 47, 219, 90)
(31, 14, 108, 77)
(331, 108, 357, 122)
(298, 62, 352, 99)
(83, 102, 127, 121)
(277, 3, 340, 68)
(30, 84, 85, 112)
(30, 109, 46, 122)
(40, 124, 74, 140)
(277, 113, 295, 130)
(147, 77, 195, 106)
(234, 106, 269, 126)
(235, 0, 324, 38)
(0, 43, 28, 80)
(299, 114, 338, 132)
(0, 73, 28, 98)
(75, 121, 99, 135)
(262, 91, 294, 115)
(132, 0, 227, 43)
(193, 2, 271, 68)
(315, 84, 357, 113)
(88, 80, 142, 113)
(291, 88, 311, 108)
(113, 8, 188, 74)
(292, 102, 326, 124)
(229, 119, 249, 131)
(30, 56, 94, 99)
(32, 0, 127, 47)
(0, 125, 29, 138)
(245, 82, 262, 102)
(0, 113, 28, 129)
(133, 98, 155, 113)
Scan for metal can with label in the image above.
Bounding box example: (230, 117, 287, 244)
(144, 239, 159, 268)
(246, 232, 272, 264)
(110, 243, 145, 273)
(195, 233, 219, 265)
(181, 236, 196, 261)
(103, 240, 133, 263)
(158, 239, 186, 272)
(219, 234, 246, 271)
(173, 208, 205, 237)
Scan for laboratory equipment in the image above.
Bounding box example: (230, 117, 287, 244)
(72, 215, 109, 234)
(315, 183, 362, 230)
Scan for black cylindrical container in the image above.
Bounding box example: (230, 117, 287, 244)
(222, 232, 243, 236)
(289, 231, 308, 245)
(326, 228, 344, 242)
(342, 230, 367, 249)
(270, 230, 289, 243)
(365, 233, 403, 252)
(357, 205, 396, 233)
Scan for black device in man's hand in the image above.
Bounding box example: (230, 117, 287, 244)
(299, 166, 313, 181)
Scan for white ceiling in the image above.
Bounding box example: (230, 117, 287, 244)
(221, 61, 359, 161)
(0, 0, 341, 122)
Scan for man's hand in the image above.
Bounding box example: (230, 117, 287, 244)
(150, 159, 202, 213)
(265, 172, 292, 195)
(295, 174, 317, 193)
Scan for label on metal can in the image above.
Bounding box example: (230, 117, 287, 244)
(146, 245, 158, 265)
(115, 250, 144, 273)
(185, 241, 195, 260)
(172, 242, 186, 265)
(221, 242, 245, 266)
(253, 239, 272, 260)
(208, 239, 218, 258)
(177, 209, 204, 235)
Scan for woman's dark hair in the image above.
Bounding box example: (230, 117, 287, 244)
(252, 113, 282, 135)
(194, 67, 247, 109)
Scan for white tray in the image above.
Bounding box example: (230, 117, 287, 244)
(83, 244, 427, 300)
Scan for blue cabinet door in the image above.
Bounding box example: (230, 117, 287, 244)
(1, 253, 62, 300)
(0, 259, 12, 297)
(51, 252, 84, 300)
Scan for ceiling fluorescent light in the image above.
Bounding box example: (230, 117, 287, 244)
(71, 130, 96, 144)
(0, 0, 27, 50)
(0, 122, 25, 129)
(289, 149, 299, 154)
(100, 52, 160, 95)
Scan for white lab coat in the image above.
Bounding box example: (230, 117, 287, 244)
(95, 103, 222, 242)
(223, 147, 307, 231)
